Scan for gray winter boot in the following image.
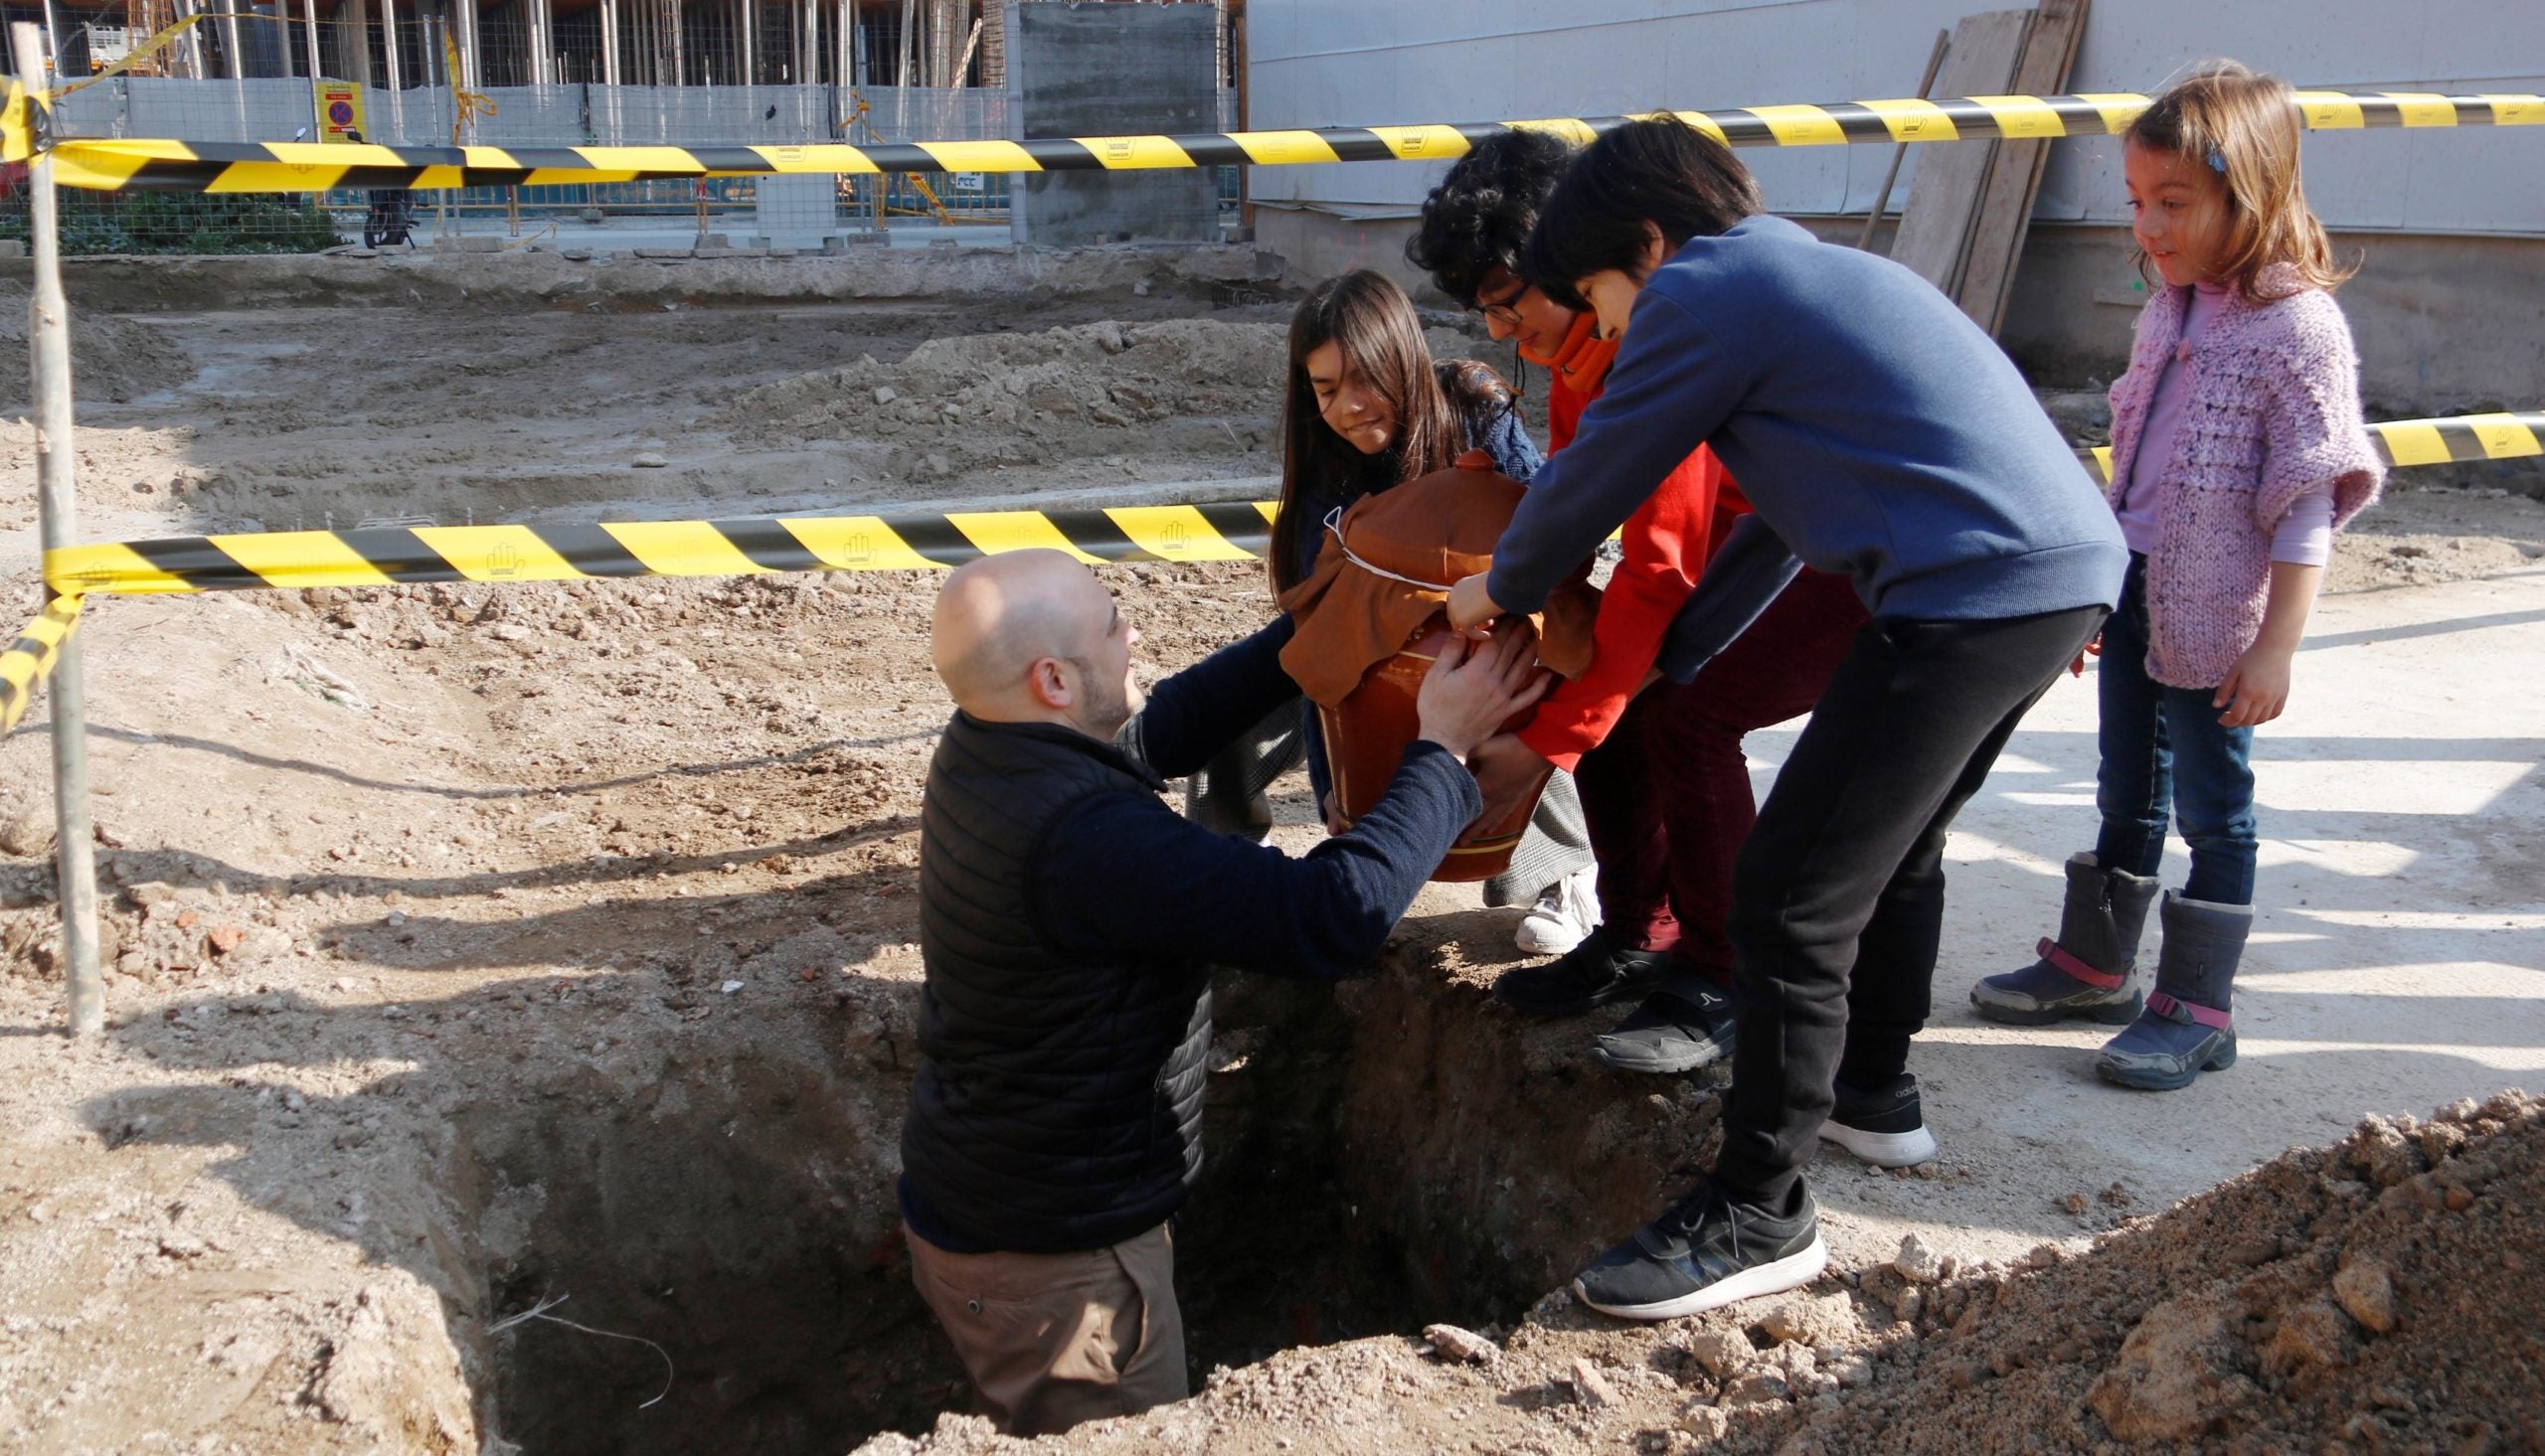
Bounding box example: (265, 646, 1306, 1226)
(2096, 892, 2247, 1091)
(1970, 853, 2159, 1026)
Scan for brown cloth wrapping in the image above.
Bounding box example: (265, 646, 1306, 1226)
(1275, 465, 1599, 708)
(1274, 465, 1601, 883)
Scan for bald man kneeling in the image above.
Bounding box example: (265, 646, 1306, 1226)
(900, 549, 1545, 1436)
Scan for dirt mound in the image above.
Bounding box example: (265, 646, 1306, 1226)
(709, 317, 1479, 493)
(713, 317, 1289, 487)
(1782, 1088, 2543, 1454)
(0, 279, 193, 403)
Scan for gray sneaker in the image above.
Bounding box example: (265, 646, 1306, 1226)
(1588, 984, 1736, 1074)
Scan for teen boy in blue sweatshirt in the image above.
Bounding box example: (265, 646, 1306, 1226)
(1447, 119, 2126, 1320)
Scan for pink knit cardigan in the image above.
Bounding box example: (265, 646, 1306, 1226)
(2105, 264, 2383, 688)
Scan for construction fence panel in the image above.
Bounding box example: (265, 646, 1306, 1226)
(12, 64, 1232, 247)
(12, 35, 1231, 248)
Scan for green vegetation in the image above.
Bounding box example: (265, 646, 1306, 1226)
(0, 192, 344, 254)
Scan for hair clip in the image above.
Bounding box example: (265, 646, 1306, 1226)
(2206, 146, 2227, 175)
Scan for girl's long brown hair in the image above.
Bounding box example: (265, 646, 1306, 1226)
(2125, 62, 2353, 303)
(1272, 270, 1504, 589)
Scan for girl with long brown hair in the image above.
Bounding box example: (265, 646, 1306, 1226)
(1269, 270, 1539, 588)
(1191, 268, 1599, 950)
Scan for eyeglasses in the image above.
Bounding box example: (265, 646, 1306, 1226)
(1474, 282, 1534, 328)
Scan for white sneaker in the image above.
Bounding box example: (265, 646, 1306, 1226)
(1514, 864, 1602, 957)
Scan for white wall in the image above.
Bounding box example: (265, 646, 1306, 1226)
(1246, 0, 2545, 235)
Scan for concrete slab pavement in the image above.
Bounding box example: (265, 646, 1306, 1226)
(1375, 566, 2545, 1265)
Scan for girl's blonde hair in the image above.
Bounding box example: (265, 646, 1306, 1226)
(2124, 62, 2353, 302)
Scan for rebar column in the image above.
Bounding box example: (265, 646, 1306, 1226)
(452, 0, 479, 92)
(216, 0, 243, 78)
(832, 0, 848, 99)
(381, 0, 402, 93)
(9, 22, 103, 1042)
(529, 0, 554, 85)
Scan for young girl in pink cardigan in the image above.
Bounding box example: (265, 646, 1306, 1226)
(1971, 63, 2382, 1089)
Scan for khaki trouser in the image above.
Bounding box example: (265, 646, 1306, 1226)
(906, 1219, 1187, 1437)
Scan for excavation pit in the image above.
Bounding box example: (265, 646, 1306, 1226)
(425, 932, 1717, 1453)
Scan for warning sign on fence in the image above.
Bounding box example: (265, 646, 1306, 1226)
(315, 81, 367, 144)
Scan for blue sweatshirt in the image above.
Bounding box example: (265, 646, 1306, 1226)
(1485, 216, 2126, 680)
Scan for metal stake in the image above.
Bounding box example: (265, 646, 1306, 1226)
(430, 15, 452, 240)
(301, 0, 325, 135)
(12, 22, 103, 1041)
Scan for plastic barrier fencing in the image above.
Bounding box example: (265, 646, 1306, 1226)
(0, 596, 82, 735)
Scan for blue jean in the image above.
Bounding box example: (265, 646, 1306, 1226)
(2093, 556, 2258, 905)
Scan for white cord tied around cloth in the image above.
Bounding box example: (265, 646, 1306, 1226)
(489, 1292, 676, 1409)
(1323, 506, 1458, 592)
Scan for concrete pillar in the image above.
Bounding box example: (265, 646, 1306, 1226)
(1008, 0, 1219, 246)
(347, 0, 374, 83)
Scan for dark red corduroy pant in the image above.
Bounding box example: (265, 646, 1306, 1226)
(1574, 568, 1869, 977)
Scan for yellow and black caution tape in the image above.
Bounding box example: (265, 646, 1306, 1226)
(0, 77, 38, 165)
(35, 412, 2538, 600)
(5, 87, 2538, 192)
(2085, 409, 2543, 484)
(44, 501, 1282, 596)
(0, 595, 84, 735)
(50, 11, 215, 101)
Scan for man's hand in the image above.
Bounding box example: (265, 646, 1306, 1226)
(1444, 572, 1503, 641)
(1416, 629, 1550, 758)
(1466, 732, 1554, 832)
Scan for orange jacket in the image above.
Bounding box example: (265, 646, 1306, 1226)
(1515, 313, 1747, 770)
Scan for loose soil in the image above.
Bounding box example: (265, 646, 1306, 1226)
(0, 252, 2538, 1454)
(864, 1091, 2545, 1456)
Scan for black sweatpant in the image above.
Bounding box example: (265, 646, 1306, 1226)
(1715, 604, 2107, 1205)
